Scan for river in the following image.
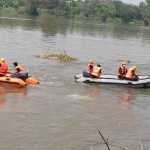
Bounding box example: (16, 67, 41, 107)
(0, 13, 150, 150)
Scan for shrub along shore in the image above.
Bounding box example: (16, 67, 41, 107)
(0, 0, 150, 26)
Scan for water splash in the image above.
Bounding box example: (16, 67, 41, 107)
(67, 94, 93, 100)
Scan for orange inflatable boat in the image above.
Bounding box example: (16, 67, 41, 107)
(0, 76, 26, 88)
(6, 73, 39, 85)
(25, 76, 39, 84)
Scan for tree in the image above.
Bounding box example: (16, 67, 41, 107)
(27, 0, 38, 15)
(139, 2, 146, 7)
(146, 0, 150, 5)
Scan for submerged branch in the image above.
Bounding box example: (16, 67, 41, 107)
(139, 141, 143, 150)
(98, 130, 110, 150)
(83, 132, 144, 150)
(83, 140, 129, 150)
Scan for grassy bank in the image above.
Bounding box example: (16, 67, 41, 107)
(0, 7, 145, 27)
(0, 8, 17, 14)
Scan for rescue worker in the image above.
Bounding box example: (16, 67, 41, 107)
(87, 60, 93, 72)
(0, 58, 8, 76)
(11, 67, 28, 80)
(117, 61, 127, 79)
(13, 62, 25, 72)
(11, 62, 25, 77)
(125, 66, 138, 81)
(91, 64, 102, 78)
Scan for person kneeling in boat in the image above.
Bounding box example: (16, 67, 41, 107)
(91, 64, 102, 78)
(87, 60, 93, 72)
(11, 67, 28, 80)
(125, 66, 139, 81)
(0, 58, 8, 77)
(117, 61, 127, 79)
(13, 62, 25, 72)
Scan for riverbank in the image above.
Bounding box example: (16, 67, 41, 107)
(0, 0, 150, 26)
(0, 7, 147, 27)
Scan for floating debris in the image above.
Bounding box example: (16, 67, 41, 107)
(35, 51, 77, 62)
(8, 67, 12, 70)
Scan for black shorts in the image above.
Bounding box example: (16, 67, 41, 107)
(91, 74, 99, 78)
(118, 75, 126, 79)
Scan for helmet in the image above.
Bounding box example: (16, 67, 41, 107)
(89, 60, 93, 64)
(132, 66, 137, 70)
(0, 58, 5, 63)
(122, 61, 126, 65)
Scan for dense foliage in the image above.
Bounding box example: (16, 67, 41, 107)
(0, 0, 150, 25)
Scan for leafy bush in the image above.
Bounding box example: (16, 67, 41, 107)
(26, 0, 38, 15)
(144, 19, 150, 25)
(101, 14, 107, 22)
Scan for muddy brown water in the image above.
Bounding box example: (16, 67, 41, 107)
(0, 14, 150, 150)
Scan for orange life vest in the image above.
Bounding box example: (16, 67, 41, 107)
(126, 68, 134, 79)
(91, 66, 101, 77)
(117, 66, 127, 76)
(0, 62, 8, 75)
(16, 65, 25, 72)
(87, 63, 93, 72)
